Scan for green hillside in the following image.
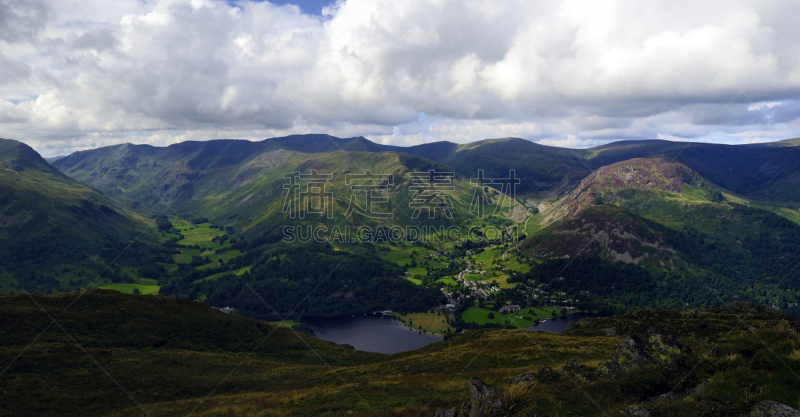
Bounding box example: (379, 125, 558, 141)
(52, 138, 525, 241)
(52, 134, 800, 221)
(0, 139, 164, 294)
(585, 139, 800, 205)
(517, 157, 800, 315)
(441, 138, 593, 198)
(42, 136, 800, 320)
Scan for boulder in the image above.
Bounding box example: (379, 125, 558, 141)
(509, 373, 535, 385)
(435, 408, 457, 417)
(621, 405, 652, 416)
(468, 377, 502, 417)
(599, 327, 686, 377)
(535, 365, 561, 382)
(687, 380, 710, 397)
(750, 400, 800, 417)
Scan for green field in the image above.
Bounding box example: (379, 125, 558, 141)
(396, 311, 454, 334)
(464, 273, 484, 281)
(98, 283, 160, 295)
(406, 267, 428, 276)
(404, 276, 422, 285)
(437, 278, 458, 286)
(461, 306, 534, 328)
(166, 217, 244, 273)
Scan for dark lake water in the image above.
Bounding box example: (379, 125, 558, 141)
(308, 312, 601, 354)
(524, 313, 600, 333)
(308, 315, 443, 354)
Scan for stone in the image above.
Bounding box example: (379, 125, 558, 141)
(750, 400, 800, 417)
(599, 327, 686, 377)
(621, 405, 652, 416)
(468, 377, 502, 417)
(562, 358, 583, 373)
(509, 373, 535, 385)
(435, 407, 457, 417)
(535, 365, 561, 382)
(687, 380, 710, 397)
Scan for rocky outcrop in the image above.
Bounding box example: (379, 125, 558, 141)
(510, 364, 563, 385)
(509, 359, 593, 387)
(468, 377, 502, 417)
(750, 401, 800, 417)
(434, 408, 457, 417)
(598, 327, 686, 377)
(621, 405, 652, 416)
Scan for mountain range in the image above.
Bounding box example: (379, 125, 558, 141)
(2, 134, 800, 317)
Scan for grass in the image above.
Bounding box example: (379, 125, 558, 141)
(270, 320, 302, 327)
(464, 273, 484, 281)
(97, 283, 160, 295)
(2, 290, 799, 416)
(461, 306, 534, 328)
(404, 276, 422, 285)
(395, 311, 454, 334)
(406, 267, 428, 276)
(437, 278, 458, 286)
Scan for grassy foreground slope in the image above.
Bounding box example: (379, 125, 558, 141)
(2, 291, 799, 416)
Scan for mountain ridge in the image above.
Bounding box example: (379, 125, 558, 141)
(0, 138, 164, 293)
(52, 134, 800, 206)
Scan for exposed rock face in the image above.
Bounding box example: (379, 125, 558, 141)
(468, 377, 502, 417)
(509, 372, 535, 385)
(750, 401, 800, 417)
(622, 405, 652, 416)
(534, 365, 561, 382)
(598, 327, 686, 377)
(510, 359, 591, 386)
(434, 408, 457, 417)
(687, 380, 710, 397)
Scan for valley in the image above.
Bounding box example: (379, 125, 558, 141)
(3, 134, 800, 416)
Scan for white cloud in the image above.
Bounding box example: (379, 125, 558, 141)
(2, 0, 800, 156)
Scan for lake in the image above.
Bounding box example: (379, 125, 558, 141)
(308, 312, 601, 354)
(308, 314, 443, 354)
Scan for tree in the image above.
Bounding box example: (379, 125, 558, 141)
(132, 288, 141, 295)
(487, 312, 495, 319)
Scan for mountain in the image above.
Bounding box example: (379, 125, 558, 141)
(440, 138, 593, 198)
(537, 158, 723, 226)
(0, 139, 164, 293)
(585, 139, 800, 205)
(45, 135, 800, 315)
(51, 136, 526, 241)
(517, 157, 800, 314)
(1, 290, 797, 416)
(52, 134, 800, 214)
(44, 155, 66, 163)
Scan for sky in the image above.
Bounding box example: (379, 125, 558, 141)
(2, 0, 800, 157)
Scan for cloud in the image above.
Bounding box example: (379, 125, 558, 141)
(0, 0, 50, 43)
(2, 0, 800, 156)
